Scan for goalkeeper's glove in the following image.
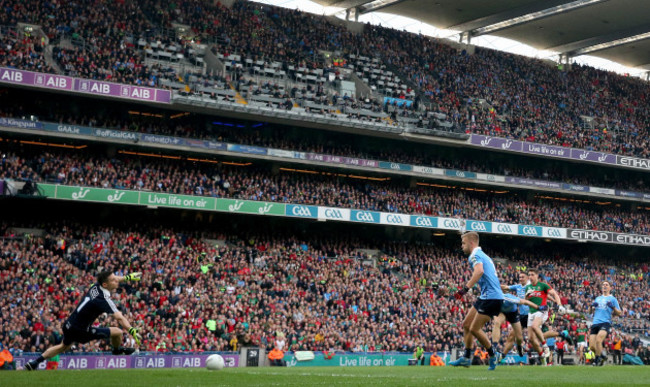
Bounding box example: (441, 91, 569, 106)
(606, 301, 615, 309)
(591, 301, 599, 308)
(558, 305, 567, 314)
(125, 272, 142, 282)
(454, 287, 469, 300)
(538, 305, 549, 312)
(129, 327, 142, 345)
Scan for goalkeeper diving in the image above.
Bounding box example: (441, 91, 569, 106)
(25, 270, 143, 370)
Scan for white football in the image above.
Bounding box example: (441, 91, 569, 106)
(206, 354, 225, 370)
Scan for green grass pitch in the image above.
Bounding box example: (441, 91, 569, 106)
(3, 366, 649, 386)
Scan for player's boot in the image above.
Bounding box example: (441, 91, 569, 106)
(540, 354, 547, 366)
(449, 356, 471, 367)
(488, 355, 498, 371)
(24, 360, 39, 371)
(542, 346, 551, 366)
(495, 352, 503, 364)
(112, 347, 136, 355)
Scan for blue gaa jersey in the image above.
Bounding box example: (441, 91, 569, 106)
(501, 293, 521, 314)
(468, 247, 504, 300)
(509, 284, 529, 315)
(593, 295, 620, 325)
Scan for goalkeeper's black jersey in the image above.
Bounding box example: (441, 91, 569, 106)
(65, 283, 118, 330)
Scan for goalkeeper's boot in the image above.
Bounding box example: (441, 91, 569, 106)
(24, 360, 39, 371)
(112, 346, 136, 355)
(449, 356, 471, 367)
(488, 355, 499, 371)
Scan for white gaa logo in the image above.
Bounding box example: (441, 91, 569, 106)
(355, 212, 375, 222)
(414, 217, 433, 227)
(291, 206, 313, 217)
(521, 226, 539, 235)
(470, 222, 487, 231)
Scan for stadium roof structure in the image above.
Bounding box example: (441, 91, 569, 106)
(314, 0, 650, 71)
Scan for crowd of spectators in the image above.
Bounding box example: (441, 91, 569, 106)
(0, 34, 53, 73)
(351, 25, 650, 158)
(1, 146, 649, 235)
(88, 0, 650, 159)
(0, 221, 647, 356)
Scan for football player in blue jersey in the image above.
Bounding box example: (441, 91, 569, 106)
(589, 281, 623, 366)
(495, 272, 529, 360)
(450, 232, 504, 371)
(494, 293, 538, 364)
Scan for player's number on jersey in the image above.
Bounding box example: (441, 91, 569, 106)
(77, 297, 90, 312)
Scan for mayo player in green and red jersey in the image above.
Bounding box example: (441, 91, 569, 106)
(525, 268, 565, 365)
(576, 322, 589, 364)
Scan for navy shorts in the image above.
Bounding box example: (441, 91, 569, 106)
(504, 311, 520, 325)
(63, 323, 111, 345)
(519, 314, 528, 329)
(474, 299, 504, 318)
(590, 323, 612, 336)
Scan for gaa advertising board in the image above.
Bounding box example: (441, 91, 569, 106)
(13, 353, 238, 370)
(37, 184, 649, 247)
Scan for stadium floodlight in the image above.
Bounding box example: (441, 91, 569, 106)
(471, 0, 609, 37)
